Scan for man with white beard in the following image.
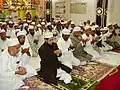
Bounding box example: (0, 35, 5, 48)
(0, 39, 30, 90)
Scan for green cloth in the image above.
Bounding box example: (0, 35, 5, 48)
(53, 74, 98, 90)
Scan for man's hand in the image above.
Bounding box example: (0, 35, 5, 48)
(22, 48, 29, 53)
(68, 45, 75, 51)
(15, 66, 27, 75)
(54, 50, 61, 55)
(34, 39, 39, 44)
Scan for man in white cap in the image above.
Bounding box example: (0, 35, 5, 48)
(82, 26, 100, 59)
(105, 24, 120, 49)
(57, 28, 80, 69)
(0, 38, 27, 90)
(0, 29, 8, 54)
(56, 28, 81, 84)
(40, 21, 47, 32)
(27, 25, 39, 57)
(6, 21, 17, 38)
(17, 31, 32, 65)
(70, 26, 93, 62)
(38, 32, 62, 85)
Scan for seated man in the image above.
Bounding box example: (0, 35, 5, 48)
(57, 28, 80, 69)
(16, 31, 32, 65)
(0, 29, 8, 54)
(70, 26, 93, 62)
(38, 32, 61, 85)
(0, 39, 30, 90)
(38, 32, 72, 85)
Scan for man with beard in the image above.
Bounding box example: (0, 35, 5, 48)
(27, 25, 39, 57)
(38, 32, 62, 85)
(17, 31, 32, 65)
(0, 29, 8, 54)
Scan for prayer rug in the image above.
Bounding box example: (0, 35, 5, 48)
(95, 65, 120, 90)
(72, 61, 114, 81)
(24, 76, 55, 90)
(53, 74, 98, 90)
(24, 75, 98, 90)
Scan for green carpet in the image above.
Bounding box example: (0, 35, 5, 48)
(53, 74, 98, 90)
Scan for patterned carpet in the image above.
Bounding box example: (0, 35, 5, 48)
(72, 61, 114, 81)
(24, 61, 115, 90)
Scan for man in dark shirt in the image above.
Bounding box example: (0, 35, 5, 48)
(38, 32, 61, 85)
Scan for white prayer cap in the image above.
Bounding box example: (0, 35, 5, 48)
(37, 24, 41, 27)
(91, 26, 95, 30)
(43, 32, 53, 38)
(2, 22, 7, 25)
(27, 20, 31, 23)
(0, 29, 5, 33)
(9, 21, 14, 24)
(62, 28, 70, 35)
(85, 26, 91, 30)
(31, 22, 35, 25)
(16, 31, 25, 37)
(71, 21, 75, 24)
(7, 38, 20, 47)
(95, 25, 99, 28)
(55, 20, 58, 23)
(64, 21, 68, 24)
(23, 19, 26, 22)
(61, 22, 65, 24)
(41, 22, 46, 25)
(47, 22, 51, 26)
(24, 23, 28, 27)
(73, 26, 82, 32)
(107, 23, 112, 26)
(103, 27, 108, 30)
(28, 25, 34, 30)
(5, 19, 8, 22)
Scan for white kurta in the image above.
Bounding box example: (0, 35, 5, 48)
(0, 50, 24, 90)
(0, 49, 37, 90)
(35, 29, 44, 47)
(82, 34, 100, 59)
(99, 31, 113, 51)
(57, 37, 80, 69)
(27, 33, 39, 57)
(6, 27, 17, 38)
(57, 37, 80, 84)
(0, 38, 8, 55)
(20, 37, 32, 65)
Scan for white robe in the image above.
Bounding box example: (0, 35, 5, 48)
(0, 49, 37, 90)
(0, 50, 24, 90)
(20, 37, 32, 65)
(99, 31, 113, 51)
(82, 34, 100, 59)
(6, 27, 17, 38)
(57, 37, 80, 84)
(0, 38, 8, 55)
(27, 33, 39, 57)
(57, 37, 80, 69)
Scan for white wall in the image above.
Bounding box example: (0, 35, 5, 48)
(107, 0, 120, 25)
(52, 0, 120, 25)
(70, 0, 97, 24)
(52, 0, 70, 20)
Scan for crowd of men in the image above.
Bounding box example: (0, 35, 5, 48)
(0, 13, 120, 89)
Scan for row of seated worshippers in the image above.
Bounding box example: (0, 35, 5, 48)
(0, 18, 120, 89)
